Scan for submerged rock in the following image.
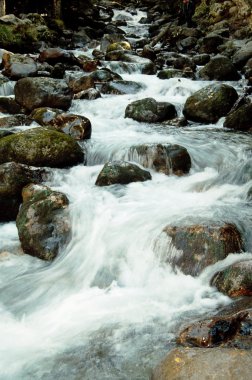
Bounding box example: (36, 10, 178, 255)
(183, 83, 238, 124)
(151, 347, 252, 380)
(14, 77, 73, 111)
(129, 144, 191, 176)
(162, 223, 243, 276)
(125, 97, 177, 123)
(211, 260, 252, 297)
(95, 161, 151, 186)
(0, 127, 84, 168)
(16, 184, 71, 261)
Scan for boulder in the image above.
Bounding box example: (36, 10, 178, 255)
(16, 184, 71, 261)
(0, 127, 84, 168)
(68, 75, 95, 94)
(162, 223, 243, 276)
(129, 144, 191, 176)
(125, 98, 177, 123)
(151, 347, 252, 380)
(192, 54, 210, 66)
(14, 77, 73, 111)
(0, 97, 21, 114)
(100, 80, 144, 95)
(223, 103, 252, 132)
(89, 68, 122, 82)
(199, 55, 241, 81)
(183, 84, 238, 124)
(30, 108, 92, 140)
(178, 310, 251, 349)
(0, 161, 46, 222)
(1, 53, 38, 80)
(38, 48, 81, 67)
(95, 161, 151, 186)
(74, 88, 101, 100)
(232, 40, 252, 70)
(106, 41, 131, 53)
(211, 260, 252, 297)
(158, 69, 195, 80)
(103, 54, 156, 75)
(199, 33, 226, 54)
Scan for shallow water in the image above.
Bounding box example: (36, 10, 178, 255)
(0, 9, 252, 380)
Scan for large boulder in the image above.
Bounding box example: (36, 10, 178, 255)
(0, 127, 84, 168)
(16, 184, 71, 261)
(0, 161, 46, 222)
(95, 161, 151, 186)
(183, 84, 238, 124)
(125, 98, 177, 123)
(161, 223, 243, 276)
(151, 347, 252, 380)
(1, 52, 38, 80)
(14, 77, 73, 111)
(30, 108, 92, 140)
(199, 55, 241, 81)
(211, 260, 252, 297)
(129, 144, 191, 176)
(223, 103, 252, 132)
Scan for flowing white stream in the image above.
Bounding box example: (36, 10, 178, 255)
(0, 9, 252, 380)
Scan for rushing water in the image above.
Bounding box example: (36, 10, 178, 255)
(0, 9, 252, 380)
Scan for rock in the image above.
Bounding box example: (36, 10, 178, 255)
(16, 184, 71, 261)
(158, 69, 195, 80)
(183, 84, 238, 124)
(14, 77, 73, 112)
(151, 347, 252, 380)
(100, 33, 126, 53)
(199, 55, 241, 81)
(106, 41, 131, 53)
(223, 103, 252, 132)
(172, 56, 196, 72)
(0, 127, 84, 168)
(1, 53, 38, 80)
(74, 88, 101, 100)
(38, 48, 80, 67)
(104, 54, 157, 75)
(100, 80, 144, 95)
(95, 161, 151, 186)
(178, 310, 251, 348)
(129, 144, 191, 176)
(211, 260, 252, 297)
(199, 33, 226, 54)
(125, 98, 177, 123)
(30, 108, 92, 140)
(232, 40, 252, 70)
(162, 223, 243, 276)
(68, 75, 95, 94)
(0, 114, 33, 128)
(192, 54, 210, 66)
(89, 68, 122, 82)
(0, 161, 46, 222)
(0, 130, 13, 139)
(0, 97, 21, 114)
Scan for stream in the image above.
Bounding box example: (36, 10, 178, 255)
(0, 8, 252, 380)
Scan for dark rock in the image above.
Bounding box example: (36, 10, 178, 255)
(95, 161, 152, 186)
(90, 68, 122, 82)
(183, 83, 238, 124)
(0, 127, 84, 168)
(162, 223, 243, 276)
(0, 129, 13, 139)
(199, 33, 226, 54)
(232, 40, 252, 70)
(158, 69, 195, 80)
(199, 55, 241, 81)
(151, 346, 252, 380)
(100, 80, 144, 95)
(125, 97, 177, 123)
(0, 161, 46, 222)
(130, 144, 191, 176)
(192, 54, 210, 66)
(0, 97, 21, 114)
(16, 184, 71, 261)
(211, 260, 252, 297)
(14, 77, 73, 112)
(223, 103, 252, 132)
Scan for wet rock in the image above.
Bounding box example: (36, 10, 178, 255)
(100, 34, 126, 53)
(183, 83, 238, 124)
(151, 347, 252, 380)
(104, 54, 157, 75)
(0, 129, 13, 139)
(178, 310, 250, 348)
(95, 161, 151, 186)
(14, 77, 73, 112)
(0, 114, 33, 128)
(232, 40, 252, 70)
(172, 56, 196, 72)
(199, 55, 241, 81)
(74, 88, 101, 100)
(0, 97, 21, 114)
(68, 75, 95, 94)
(38, 48, 81, 67)
(192, 54, 210, 66)
(199, 33, 226, 54)
(106, 41, 131, 53)
(90, 68, 122, 82)
(223, 103, 252, 132)
(0, 162, 46, 222)
(1, 53, 38, 80)
(162, 223, 243, 276)
(176, 37, 198, 52)
(130, 144, 191, 176)
(100, 80, 144, 95)
(211, 260, 252, 297)
(158, 69, 195, 80)
(16, 184, 71, 261)
(0, 127, 84, 168)
(125, 98, 177, 123)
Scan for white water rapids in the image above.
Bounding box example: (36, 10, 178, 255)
(0, 9, 252, 380)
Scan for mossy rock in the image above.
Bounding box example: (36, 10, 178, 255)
(0, 127, 84, 168)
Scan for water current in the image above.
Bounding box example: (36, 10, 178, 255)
(0, 8, 252, 380)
